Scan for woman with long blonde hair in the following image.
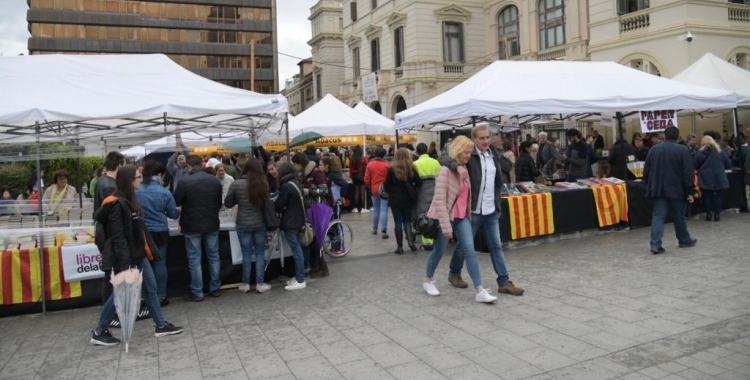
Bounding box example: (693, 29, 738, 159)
(694, 135, 731, 221)
(383, 148, 422, 254)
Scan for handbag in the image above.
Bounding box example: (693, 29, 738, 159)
(290, 183, 314, 246)
(263, 198, 280, 231)
(378, 184, 389, 200)
(417, 194, 459, 239)
(405, 177, 418, 203)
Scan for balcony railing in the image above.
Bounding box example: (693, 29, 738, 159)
(443, 63, 463, 74)
(537, 47, 566, 61)
(620, 12, 650, 33)
(729, 5, 750, 22)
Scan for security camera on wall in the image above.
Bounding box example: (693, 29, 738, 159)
(677, 32, 694, 42)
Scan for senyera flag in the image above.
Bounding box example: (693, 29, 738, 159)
(0, 247, 82, 305)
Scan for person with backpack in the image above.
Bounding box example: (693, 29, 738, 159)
(694, 135, 731, 221)
(91, 166, 183, 346)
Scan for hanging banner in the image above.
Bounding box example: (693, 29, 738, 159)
(362, 72, 378, 103)
(61, 244, 104, 283)
(640, 110, 678, 133)
(261, 134, 417, 151)
(600, 113, 614, 127)
(563, 116, 577, 130)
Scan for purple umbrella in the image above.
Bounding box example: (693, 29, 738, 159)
(307, 203, 333, 251)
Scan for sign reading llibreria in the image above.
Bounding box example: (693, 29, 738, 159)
(640, 110, 678, 133)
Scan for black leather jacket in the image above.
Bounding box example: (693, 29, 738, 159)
(439, 145, 505, 216)
(95, 195, 159, 272)
(173, 168, 223, 234)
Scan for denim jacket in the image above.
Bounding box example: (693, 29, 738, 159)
(135, 178, 180, 232)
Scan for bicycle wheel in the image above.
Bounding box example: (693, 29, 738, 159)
(323, 220, 353, 258)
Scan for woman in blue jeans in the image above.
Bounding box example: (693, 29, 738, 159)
(694, 135, 731, 221)
(135, 160, 180, 306)
(423, 136, 497, 303)
(225, 158, 271, 293)
(274, 163, 307, 291)
(91, 165, 183, 346)
(383, 148, 422, 254)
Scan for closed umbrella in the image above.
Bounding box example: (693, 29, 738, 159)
(306, 202, 333, 251)
(224, 136, 254, 153)
(290, 132, 323, 148)
(110, 268, 143, 353)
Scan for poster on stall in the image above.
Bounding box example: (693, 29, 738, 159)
(640, 110, 678, 133)
(61, 244, 105, 283)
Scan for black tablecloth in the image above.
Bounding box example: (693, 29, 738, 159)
(628, 170, 746, 229)
(0, 232, 294, 317)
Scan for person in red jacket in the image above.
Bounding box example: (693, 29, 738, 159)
(364, 148, 391, 238)
(348, 146, 369, 213)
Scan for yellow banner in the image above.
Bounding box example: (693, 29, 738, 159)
(261, 134, 417, 151)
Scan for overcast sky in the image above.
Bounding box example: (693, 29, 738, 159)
(0, 0, 318, 89)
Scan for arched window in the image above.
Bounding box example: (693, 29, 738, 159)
(626, 58, 661, 76)
(729, 53, 750, 70)
(539, 0, 565, 51)
(498, 6, 520, 59)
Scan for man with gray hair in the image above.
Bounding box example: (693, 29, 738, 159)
(537, 131, 560, 177)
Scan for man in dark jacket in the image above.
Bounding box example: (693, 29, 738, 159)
(565, 129, 589, 181)
(439, 125, 524, 296)
(643, 126, 697, 254)
(174, 155, 223, 301)
(608, 139, 637, 180)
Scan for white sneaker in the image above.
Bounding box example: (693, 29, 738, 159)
(237, 284, 251, 293)
(475, 289, 498, 303)
(286, 278, 297, 286)
(422, 281, 440, 296)
(361, 208, 371, 213)
(256, 283, 272, 293)
(285, 280, 307, 291)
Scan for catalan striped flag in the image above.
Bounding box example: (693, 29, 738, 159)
(0, 247, 82, 305)
(592, 183, 629, 227)
(507, 193, 555, 240)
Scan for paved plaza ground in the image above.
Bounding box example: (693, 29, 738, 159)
(1, 211, 749, 380)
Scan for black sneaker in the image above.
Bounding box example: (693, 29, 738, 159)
(90, 330, 120, 346)
(209, 290, 221, 298)
(154, 323, 184, 338)
(160, 298, 170, 307)
(136, 307, 150, 321)
(651, 247, 666, 255)
(183, 293, 204, 302)
(109, 317, 121, 329)
(679, 238, 697, 248)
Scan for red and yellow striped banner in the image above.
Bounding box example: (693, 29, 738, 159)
(592, 183, 629, 227)
(507, 193, 555, 240)
(0, 247, 82, 305)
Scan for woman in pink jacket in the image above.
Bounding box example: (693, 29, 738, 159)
(423, 136, 497, 303)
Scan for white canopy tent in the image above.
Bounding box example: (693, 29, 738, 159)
(672, 53, 750, 107)
(353, 102, 396, 131)
(288, 94, 395, 137)
(0, 54, 288, 143)
(120, 145, 147, 159)
(395, 60, 737, 131)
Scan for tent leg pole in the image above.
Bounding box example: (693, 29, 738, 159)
(284, 113, 290, 159)
(395, 130, 399, 150)
(35, 122, 47, 315)
(733, 108, 740, 141)
(616, 112, 624, 141)
(77, 137, 83, 209)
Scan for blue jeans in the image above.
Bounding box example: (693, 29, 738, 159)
(184, 231, 220, 297)
(371, 195, 388, 232)
(283, 230, 306, 283)
(650, 197, 692, 250)
(701, 189, 722, 215)
(236, 225, 267, 284)
(425, 217, 483, 288)
(391, 207, 411, 232)
(150, 240, 169, 299)
(94, 257, 167, 334)
(449, 210, 510, 287)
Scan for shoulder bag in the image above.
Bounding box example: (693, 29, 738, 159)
(416, 191, 459, 240)
(263, 198, 280, 231)
(290, 183, 314, 246)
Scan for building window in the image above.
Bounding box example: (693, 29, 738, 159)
(316, 74, 322, 99)
(394, 27, 405, 67)
(371, 38, 380, 71)
(443, 22, 464, 63)
(626, 58, 661, 76)
(729, 53, 750, 70)
(539, 0, 565, 51)
(498, 6, 520, 59)
(352, 47, 361, 79)
(350, 1, 358, 22)
(617, 0, 650, 15)
(371, 0, 377, 10)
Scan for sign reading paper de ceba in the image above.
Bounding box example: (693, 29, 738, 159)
(61, 244, 104, 283)
(640, 110, 678, 133)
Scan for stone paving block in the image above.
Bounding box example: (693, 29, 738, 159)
(504, 304, 558, 322)
(0, 353, 45, 379)
(657, 362, 689, 373)
(315, 339, 369, 365)
(622, 372, 654, 380)
(527, 330, 600, 357)
(32, 366, 77, 380)
(202, 369, 249, 380)
(451, 317, 500, 336)
(726, 353, 750, 365)
(361, 341, 419, 368)
(286, 355, 344, 380)
(491, 313, 549, 336)
(429, 327, 487, 352)
(579, 330, 640, 352)
(539, 316, 601, 338)
(712, 357, 745, 370)
(633, 318, 692, 336)
(548, 360, 622, 380)
(272, 339, 320, 362)
(341, 325, 391, 347)
(716, 370, 750, 380)
(74, 364, 118, 380)
(440, 363, 502, 380)
(381, 328, 438, 350)
(659, 375, 689, 380)
(514, 346, 577, 371)
(334, 359, 396, 380)
(478, 328, 540, 352)
(606, 343, 686, 371)
(240, 352, 292, 380)
(462, 345, 530, 374)
(197, 351, 244, 378)
(638, 365, 671, 379)
(116, 365, 159, 380)
(385, 360, 450, 380)
(676, 368, 714, 380)
(691, 361, 727, 376)
(409, 343, 472, 371)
